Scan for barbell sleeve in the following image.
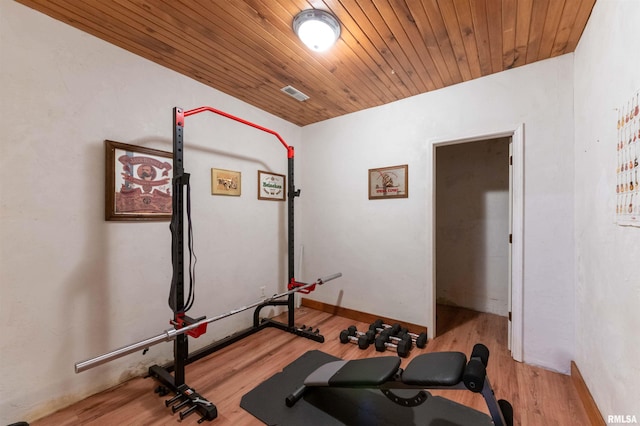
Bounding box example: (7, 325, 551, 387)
(75, 330, 175, 373)
(74, 272, 341, 373)
(317, 272, 342, 284)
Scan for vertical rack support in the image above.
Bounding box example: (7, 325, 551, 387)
(287, 149, 296, 327)
(169, 107, 188, 387)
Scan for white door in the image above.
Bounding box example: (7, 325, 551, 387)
(508, 139, 513, 352)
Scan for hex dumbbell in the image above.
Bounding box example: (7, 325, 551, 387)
(374, 329, 411, 357)
(339, 326, 376, 349)
(370, 319, 428, 349)
(383, 329, 414, 351)
(401, 329, 428, 349)
(347, 325, 377, 348)
(369, 320, 402, 336)
(368, 321, 403, 346)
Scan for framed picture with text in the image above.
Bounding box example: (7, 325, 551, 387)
(258, 170, 286, 201)
(368, 164, 408, 200)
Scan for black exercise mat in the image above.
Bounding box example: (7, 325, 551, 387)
(240, 350, 493, 426)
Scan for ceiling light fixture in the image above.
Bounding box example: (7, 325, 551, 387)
(293, 9, 341, 52)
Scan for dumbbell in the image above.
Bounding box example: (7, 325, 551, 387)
(369, 322, 404, 346)
(339, 326, 376, 349)
(369, 319, 402, 336)
(374, 329, 411, 357)
(384, 329, 414, 351)
(347, 325, 377, 347)
(402, 329, 428, 349)
(370, 319, 428, 349)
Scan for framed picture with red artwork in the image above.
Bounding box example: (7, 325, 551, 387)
(368, 164, 408, 200)
(105, 140, 172, 221)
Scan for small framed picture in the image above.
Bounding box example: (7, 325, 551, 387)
(258, 170, 286, 201)
(211, 168, 241, 196)
(368, 164, 408, 199)
(105, 140, 172, 221)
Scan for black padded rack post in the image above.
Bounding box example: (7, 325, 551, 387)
(148, 106, 322, 422)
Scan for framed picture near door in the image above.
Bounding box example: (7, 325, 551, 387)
(368, 164, 408, 199)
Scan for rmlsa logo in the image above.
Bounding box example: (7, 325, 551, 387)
(608, 415, 638, 424)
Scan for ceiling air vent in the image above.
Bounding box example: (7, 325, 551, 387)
(281, 85, 310, 102)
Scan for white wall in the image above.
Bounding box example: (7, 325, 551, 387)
(300, 54, 575, 373)
(573, 0, 640, 420)
(9, 0, 638, 423)
(436, 138, 510, 317)
(0, 2, 301, 423)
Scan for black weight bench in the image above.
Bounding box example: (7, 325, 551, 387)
(286, 344, 513, 426)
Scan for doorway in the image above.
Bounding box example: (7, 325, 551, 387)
(435, 137, 510, 318)
(429, 125, 524, 361)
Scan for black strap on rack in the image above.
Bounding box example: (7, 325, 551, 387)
(151, 108, 217, 423)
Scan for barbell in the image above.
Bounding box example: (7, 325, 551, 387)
(74, 272, 342, 373)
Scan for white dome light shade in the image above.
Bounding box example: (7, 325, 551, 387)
(293, 10, 341, 52)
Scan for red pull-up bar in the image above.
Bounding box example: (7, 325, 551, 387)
(178, 106, 294, 158)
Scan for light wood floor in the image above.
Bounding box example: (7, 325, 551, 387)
(32, 305, 590, 425)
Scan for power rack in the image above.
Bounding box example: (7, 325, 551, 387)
(147, 106, 326, 422)
(74, 106, 340, 423)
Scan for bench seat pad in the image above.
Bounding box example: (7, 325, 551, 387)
(304, 357, 401, 387)
(402, 352, 467, 386)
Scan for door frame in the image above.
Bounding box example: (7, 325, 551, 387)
(428, 124, 524, 362)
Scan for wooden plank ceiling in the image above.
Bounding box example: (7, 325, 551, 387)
(17, 0, 595, 126)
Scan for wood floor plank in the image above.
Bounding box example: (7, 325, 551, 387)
(32, 305, 591, 425)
